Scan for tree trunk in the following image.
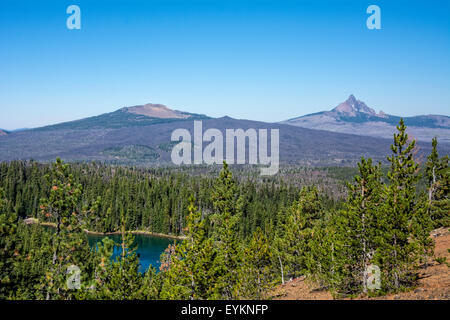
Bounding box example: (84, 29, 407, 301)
(278, 255, 285, 285)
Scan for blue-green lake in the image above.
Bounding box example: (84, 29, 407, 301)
(87, 233, 176, 272)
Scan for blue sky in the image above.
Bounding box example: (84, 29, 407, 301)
(0, 0, 449, 130)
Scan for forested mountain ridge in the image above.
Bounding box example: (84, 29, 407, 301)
(31, 103, 210, 131)
(1, 102, 448, 166)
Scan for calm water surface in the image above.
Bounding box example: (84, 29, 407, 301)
(87, 233, 176, 272)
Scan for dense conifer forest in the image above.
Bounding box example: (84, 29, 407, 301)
(0, 161, 351, 238)
(0, 120, 448, 299)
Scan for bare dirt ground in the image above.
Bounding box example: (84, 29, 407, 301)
(272, 227, 450, 300)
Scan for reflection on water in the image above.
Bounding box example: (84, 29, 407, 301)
(87, 233, 176, 272)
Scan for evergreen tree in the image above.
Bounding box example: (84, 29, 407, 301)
(273, 186, 323, 281)
(307, 215, 338, 291)
(237, 227, 274, 299)
(76, 236, 115, 299)
(411, 194, 435, 268)
(210, 162, 244, 299)
(11, 223, 53, 299)
(376, 119, 432, 291)
(425, 137, 449, 228)
(83, 209, 145, 300)
(331, 158, 383, 295)
(0, 188, 18, 299)
(160, 197, 219, 300)
(37, 158, 94, 300)
(138, 266, 161, 300)
(100, 209, 143, 299)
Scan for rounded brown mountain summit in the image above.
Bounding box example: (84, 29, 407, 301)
(122, 103, 190, 119)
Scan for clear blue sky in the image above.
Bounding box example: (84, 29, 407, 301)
(0, 0, 449, 130)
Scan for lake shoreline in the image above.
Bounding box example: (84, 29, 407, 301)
(24, 217, 186, 240)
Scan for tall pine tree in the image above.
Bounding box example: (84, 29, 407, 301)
(376, 119, 432, 291)
(38, 158, 96, 300)
(425, 137, 449, 228)
(332, 158, 383, 295)
(274, 186, 323, 281)
(160, 197, 220, 300)
(209, 162, 244, 299)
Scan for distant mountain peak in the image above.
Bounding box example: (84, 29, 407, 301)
(121, 103, 191, 119)
(282, 95, 450, 142)
(332, 95, 378, 117)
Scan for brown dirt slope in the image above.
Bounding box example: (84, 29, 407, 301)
(273, 228, 450, 300)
